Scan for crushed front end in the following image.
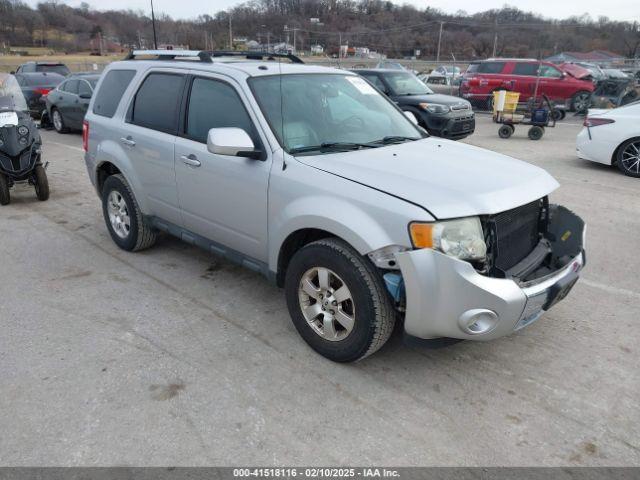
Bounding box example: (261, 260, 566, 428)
(395, 199, 586, 340)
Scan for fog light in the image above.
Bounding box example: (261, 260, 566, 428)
(458, 309, 498, 335)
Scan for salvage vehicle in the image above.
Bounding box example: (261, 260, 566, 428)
(84, 50, 586, 362)
(576, 101, 640, 177)
(0, 74, 49, 205)
(460, 59, 595, 111)
(46, 74, 100, 133)
(14, 72, 65, 119)
(355, 68, 474, 139)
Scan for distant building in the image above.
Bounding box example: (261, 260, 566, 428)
(546, 50, 625, 65)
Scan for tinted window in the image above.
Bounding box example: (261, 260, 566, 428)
(37, 64, 70, 76)
(26, 74, 63, 86)
(361, 74, 386, 91)
(63, 79, 79, 94)
(131, 73, 184, 134)
(78, 80, 92, 96)
(93, 69, 135, 118)
(466, 63, 479, 74)
(186, 78, 257, 144)
(476, 62, 506, 74)
(512, 63, 539, 76)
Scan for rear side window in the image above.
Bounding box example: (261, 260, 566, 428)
(130, 73, 185, 134)
(63, 80, 79, 94)
(185, 77, 257, 144)
(512, 63, 539, 76)
(361, 74, 386, 91)
(476, 62, 506, 74)
(79, 80, 92, 96)
(93, 69, 136, 118)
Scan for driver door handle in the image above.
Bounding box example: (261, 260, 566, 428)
(120, 137, 136, 147)
(180, 154, 201, 167)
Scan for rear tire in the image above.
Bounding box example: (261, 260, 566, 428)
(284, 238, 395, 362)
(616, 138, 640, 178)
(52, 108, 68, 134)
(0, 173, 10, 205)
(101, 174, 157, 251)
(498, 124, 514, 139)
(528, 125, 544, 140)
(34, 164, 49, 201)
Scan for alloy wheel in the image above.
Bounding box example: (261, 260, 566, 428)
(298, 267, 355, 342)
(53, 110, 63, 131)
(621, 141, 640, 175)
(107, 190, 131, 239)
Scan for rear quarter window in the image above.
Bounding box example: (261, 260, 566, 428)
(476, 62, 506, 74)
(93, 69, 136, 118)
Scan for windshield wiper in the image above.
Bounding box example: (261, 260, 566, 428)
(368, 136, 421, 146)
(289, 142, 377, 154)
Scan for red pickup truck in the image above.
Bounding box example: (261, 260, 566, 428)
(459, 59, 595, 111)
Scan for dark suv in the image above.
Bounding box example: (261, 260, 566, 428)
(460, 59, 595, 111)
(354, 69, 475, 140)
(12, 62, 71, 77)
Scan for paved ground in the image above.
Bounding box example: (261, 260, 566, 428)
(1, 116, 638, 466)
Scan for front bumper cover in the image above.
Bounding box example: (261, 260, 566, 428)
(395, 205, 585, 340)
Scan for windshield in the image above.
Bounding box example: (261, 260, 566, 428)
(0, 75, 29, 112)
(249, 74, 424, 155)
(383, 71, 433, 95)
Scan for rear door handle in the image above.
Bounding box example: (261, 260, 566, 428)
(120, 137, 136, 147)
(180, 154, 201, 167)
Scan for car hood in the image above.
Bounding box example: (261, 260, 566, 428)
(295, 137, 559, 219)
(560, 63, 593, 80)
(394, 93, 469, 107)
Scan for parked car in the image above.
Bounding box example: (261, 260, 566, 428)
(417, 73, 461, 96)
(460, 59, 595, 111)
(602, 69, 630, 80)
(13, 72, 65, 119)
(46, 74, 100, 133)
(560, 62, 607, 82)
(576, 101, 640, 177)
(355, 69, 474, 139)
(431, 65, 461, 79)
(84, 50, 585, 362)
(12, 61, 71, 77)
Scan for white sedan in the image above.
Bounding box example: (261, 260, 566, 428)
(576, 101, 640, 177)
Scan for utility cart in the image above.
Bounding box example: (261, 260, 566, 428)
(492, 90, 557, 140)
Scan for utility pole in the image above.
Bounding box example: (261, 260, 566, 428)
(436, 21, 444, 63)
(228, 15, 233, 50)
(492, 18, 498, 57)
(150, 0, 158, 49)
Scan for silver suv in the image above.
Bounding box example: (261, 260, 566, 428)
(83, 50, 586, 362)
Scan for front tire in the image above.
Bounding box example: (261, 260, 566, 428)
(498, 124, 514, 139)
(34, 164, 49, 201)
(0, 173, 10, 205)
(616, 138, 640, 178)
(101, 174, 157, 251)
(570, 91, 591, 113)
(528, 125, 544, 140)
(284, 238, 396, 362)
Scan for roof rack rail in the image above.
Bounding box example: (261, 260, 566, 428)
(204, 50, 304, 64)
(124, 50, 213, 62)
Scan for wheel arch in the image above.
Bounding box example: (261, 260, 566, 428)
(611, 136, 640, 166)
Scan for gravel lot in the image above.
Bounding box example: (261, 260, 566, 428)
(1, 115, 638, 466)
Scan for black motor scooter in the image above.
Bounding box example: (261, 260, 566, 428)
(0, 74, 49, 205)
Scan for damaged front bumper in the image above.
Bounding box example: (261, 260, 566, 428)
(395, 205, 585, 340)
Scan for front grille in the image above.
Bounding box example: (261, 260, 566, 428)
(489, 199, 543, 273)
(451, 115, 475, 133)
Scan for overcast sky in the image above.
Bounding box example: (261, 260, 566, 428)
(26, 0, 640, 21)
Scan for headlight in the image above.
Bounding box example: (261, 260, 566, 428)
(418, 102, 451, 114)
(18, 125, 29, 136)
(409, 217, 487, 261)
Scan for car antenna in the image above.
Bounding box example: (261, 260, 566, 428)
(278, 54, 287, 171)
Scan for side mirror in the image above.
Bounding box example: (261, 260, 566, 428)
(207, 127, 261, 159)
(9, 71, 15, 75)
(404, 111, 419, 125)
